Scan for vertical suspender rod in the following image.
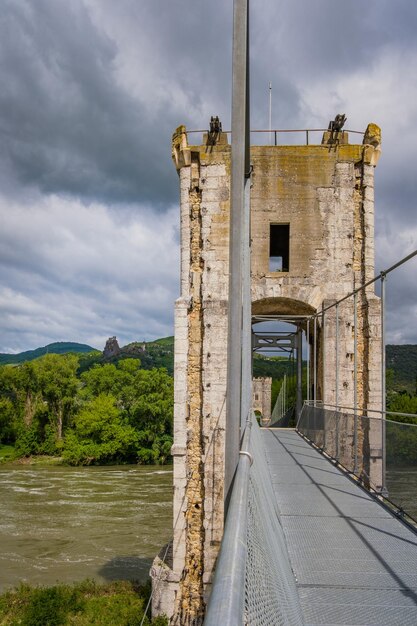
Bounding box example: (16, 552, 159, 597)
(225, 0, 251, 500)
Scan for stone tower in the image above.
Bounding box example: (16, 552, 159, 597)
(252, 377, 272, 423)
(152, 123, 382, 621)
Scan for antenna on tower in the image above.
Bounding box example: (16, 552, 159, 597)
(269, 81, 272, 145)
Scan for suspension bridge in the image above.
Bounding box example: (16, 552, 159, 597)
(148, 1, 417, 624)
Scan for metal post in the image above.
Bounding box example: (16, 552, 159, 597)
(274, 130, 277, 146)
(353, 292, 358, 475)
(241, 176, 252, 430)
(306, 319, 310, 403)
(381, 273, 387, 495)
(313, 316, 317, 405)
(335, 305, 339, 410)
(335, 304, 339, 460)
(306, 130, 309, 145)
(283, 374, 286, 416)
(225, 0, 249, 500)
(269, 82, 272, 146)
(322, 305, 326, 450)
(296, 327, 303, 421)
(322, 304, 326, 402)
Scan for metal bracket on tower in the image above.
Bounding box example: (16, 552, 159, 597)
(207, 116, 223, 145)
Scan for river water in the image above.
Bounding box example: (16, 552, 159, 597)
(0, 465, 172, 593)
(1, 462, 415, 594)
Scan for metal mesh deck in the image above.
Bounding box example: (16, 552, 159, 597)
(261, 429, 417, 626)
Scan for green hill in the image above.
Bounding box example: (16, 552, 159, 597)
(117, 337, 295, 379)
(118, 337, 175, 374)
(5, 338, 414, 394)
(0, 342, 98, 366)
(0, 336, 302, 380)
(115, 337, 295, 379)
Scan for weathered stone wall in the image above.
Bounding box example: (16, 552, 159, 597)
(153, 124, 383, 621)
(154, 130, 231, 623)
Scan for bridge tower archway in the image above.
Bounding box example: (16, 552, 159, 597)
(252, 296, 318, 424)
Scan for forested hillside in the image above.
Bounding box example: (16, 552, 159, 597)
(0, 336, 304, 465)
(1, 339, 415, 466)
(0, 342, 98, 365)
(5, 339, 415, 390)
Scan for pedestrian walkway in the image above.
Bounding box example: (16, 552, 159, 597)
(261, 428, 417, 625)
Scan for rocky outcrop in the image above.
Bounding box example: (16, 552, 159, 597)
(103, 336, 121, 359)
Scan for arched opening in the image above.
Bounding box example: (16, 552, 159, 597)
(251, 297, 318, 427)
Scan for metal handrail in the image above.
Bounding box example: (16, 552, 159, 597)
(185, 127, 365, 147)
(204, 418, 253, 626)
(316, 249, 417, 317)
(301, 400, 417, 424)
(185, 127, 365, 135)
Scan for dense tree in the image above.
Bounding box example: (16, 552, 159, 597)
(387, 392, 417, 424)
(63, 394, 138, 465)
(0, 354, 173, 465)
(35, 354, 79, 441)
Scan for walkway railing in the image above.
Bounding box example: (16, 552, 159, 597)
(186, 128, 365, 146)
(297, 402, 417, 525)
(270, 374, 287, 426)
(205, 414, 304, 625)
(301, 249, 417, 495)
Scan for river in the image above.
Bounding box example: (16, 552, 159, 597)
(1, 462, 415, 594)
(0, 465, 172, 593)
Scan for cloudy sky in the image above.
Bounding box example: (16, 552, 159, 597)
(1, 0, 416, 353)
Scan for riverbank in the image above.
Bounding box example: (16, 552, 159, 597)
(0, 445, 173, 467)
(0, 443, 65, 466)
(0, 579, 167, 625)
(0, 447, 65, 466)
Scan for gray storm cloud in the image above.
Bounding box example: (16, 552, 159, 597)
(1, 0, 416, 351)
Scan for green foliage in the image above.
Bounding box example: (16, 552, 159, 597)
(126, 339, 174, 375)
(386, 420, 417, 465)
(35, 354, 79, 432)
(63, 395, 138, 465)
(123, 369, 174, 464)
(0, 580, 167, 626)
(20, 585, 83, 625)
(253, 354, 294, 380)
(386, 344, 417, 394)
(0, 444, 16, 463)
(0, 397, 16, 443)
(387, 392, 417, 421)
(14, 423, 40, 457)
(77, 351, 104, 375)
(80, 360, 140, 399)
(386, 388, 417, 464)
(0, 349, 174, 465)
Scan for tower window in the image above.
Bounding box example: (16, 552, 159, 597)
(269, 224, 289, 272)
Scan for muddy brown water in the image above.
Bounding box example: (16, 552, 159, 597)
(1, 462, 415, 594)
(0, 465, 172, 592)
